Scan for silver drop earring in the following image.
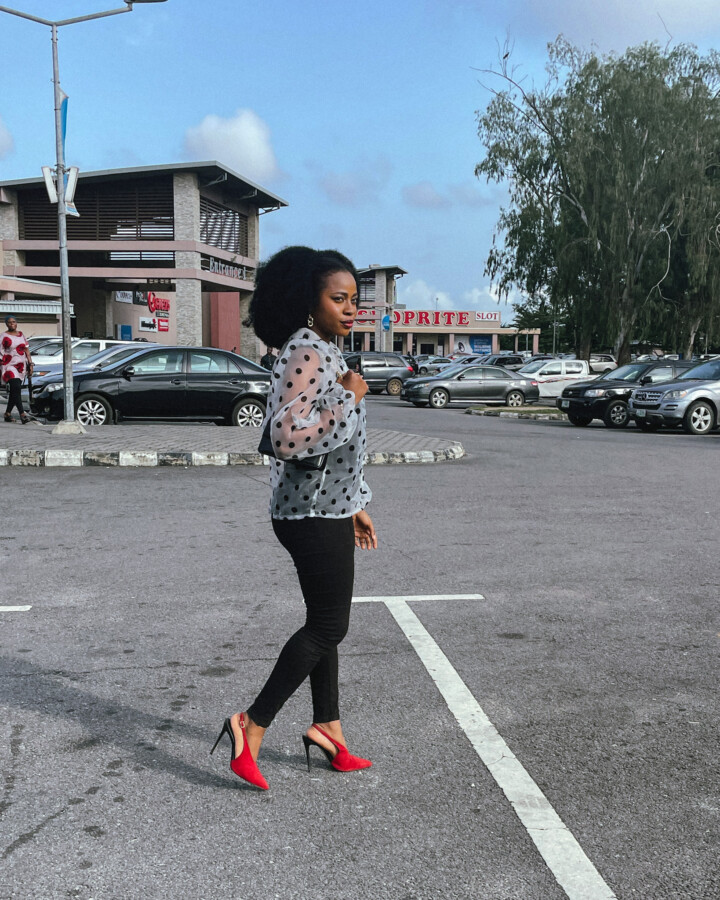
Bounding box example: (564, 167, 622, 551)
(307, 314, 314, 328)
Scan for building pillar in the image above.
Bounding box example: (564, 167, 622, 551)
(173, 173, 202, 345)
(514, 335, 519, 351)
(533, 333, 540, 354)
(405, 332, 413, 354)
(363, 331, 371, 350)
(0, 189, 23, 272)
(446, 333, 454, 354)
(176, 279, 203, 345)
(492, 333, 500, 353)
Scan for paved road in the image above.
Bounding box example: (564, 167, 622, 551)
(1, 399, 717, 899)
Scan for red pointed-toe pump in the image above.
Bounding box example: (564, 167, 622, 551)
(302, 724, 372, 773)
(211, 713, 269, 790)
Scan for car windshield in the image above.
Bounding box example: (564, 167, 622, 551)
(95, 346, 151, 368)
(677, 359, 720, 381)
(598, 363, 648, 381)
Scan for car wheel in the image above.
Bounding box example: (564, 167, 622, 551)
(567, 412, 592, 427)
(636, 419, 659, 432)
(419, 366, 428, 374)
(683, 400, 715, 435)
(506, 390, 525, 407)
(76, 393, 112, 426)
(429, 388, 449, 409)
(387, 378, 403, 396)
(232, 398, 266, 427)
(603, 400, 629, 428)
(412, 401, 429, 407)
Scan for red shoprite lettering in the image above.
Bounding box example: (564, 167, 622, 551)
(147, 292, 170, 314)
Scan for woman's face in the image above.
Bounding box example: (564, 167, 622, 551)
(5, 318, 17, 332)
(312, 270, 358, 341)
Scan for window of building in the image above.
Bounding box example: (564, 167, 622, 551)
(200, 197, 249, 255)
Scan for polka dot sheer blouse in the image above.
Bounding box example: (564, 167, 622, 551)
(266, 328, 372, 520)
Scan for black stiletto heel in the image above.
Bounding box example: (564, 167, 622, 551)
(210, 718, 233, 757)
(302, 733, 334, 771)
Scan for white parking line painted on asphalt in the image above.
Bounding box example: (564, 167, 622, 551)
(353, 593, 485, 603)
(0, 605, 32, 612)
(360, 594, 617, 900)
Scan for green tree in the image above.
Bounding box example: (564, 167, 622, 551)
(477, 39, 720, 363)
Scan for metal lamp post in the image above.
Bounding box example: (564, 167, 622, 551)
(0, 1, 167, 428)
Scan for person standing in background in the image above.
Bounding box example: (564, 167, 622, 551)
(1, 316, 33, 423)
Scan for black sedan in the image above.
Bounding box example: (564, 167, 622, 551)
(32, 346, 271, 427)
(556, 359, 696, 428)
(401, 363, 539, 408)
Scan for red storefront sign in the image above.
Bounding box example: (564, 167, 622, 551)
(355, 309, 500, 327)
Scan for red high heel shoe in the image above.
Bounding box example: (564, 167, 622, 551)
(302, 724, 372, 773)
(210, 713, 269, 790)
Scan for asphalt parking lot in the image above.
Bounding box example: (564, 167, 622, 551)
(1, 398, 718, 899)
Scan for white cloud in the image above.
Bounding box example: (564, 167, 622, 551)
(508, 0, 720, 50)
(184, 109, 279, 183)
(399, 279, 453, 310)
(318, 156, 392, 206)
(0, 116, 14, 160)
(402, 181, 451, 209)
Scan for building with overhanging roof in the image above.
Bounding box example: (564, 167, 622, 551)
(0, 161, 287, 354)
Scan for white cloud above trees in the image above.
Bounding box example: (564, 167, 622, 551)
(183, 109, 280, 183)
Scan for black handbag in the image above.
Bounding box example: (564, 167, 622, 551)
(258, 418, 328, 471)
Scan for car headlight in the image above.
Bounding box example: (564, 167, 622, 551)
(45, 383, 64, 393)
(584, 388, 606, 397)
(664, 389, 689, 400)
(412, 382, 428, 388)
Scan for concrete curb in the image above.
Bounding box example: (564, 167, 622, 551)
(466, 407, 566, 421)
(0, 443, 466, 468)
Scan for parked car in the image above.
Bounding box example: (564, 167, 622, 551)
(556, 360, 697, 428)
(31, 346, 271, 427)
(480, 353, 526, 371)
(517, 358, 593, 398)
(344, 352, 415, 395)
(401, 363, 539, 408)
(628, 357, 720, 434)
(425, 354, 487, 375)
(416, 355, 452, 374)
(30, 338, 140, 368)
(589, 354, 617, 374)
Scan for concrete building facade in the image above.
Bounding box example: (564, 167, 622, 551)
(0, 162, 286, 352)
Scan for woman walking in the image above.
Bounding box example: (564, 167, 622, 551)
(211, 246, 377, 790)
(1, 316, 33, 423)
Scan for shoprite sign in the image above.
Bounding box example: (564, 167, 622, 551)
(355, 309, 501, 328)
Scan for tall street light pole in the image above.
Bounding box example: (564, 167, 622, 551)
(0, 1, 167, 428)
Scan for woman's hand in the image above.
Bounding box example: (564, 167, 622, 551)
(339, 370, 368, 405)
(353, 510, 377, 550)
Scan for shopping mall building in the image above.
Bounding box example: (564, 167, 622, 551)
(349, 264, 540, 356)
(0, 161, 286, 357)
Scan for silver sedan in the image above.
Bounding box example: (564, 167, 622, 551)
(401, 364, 540, 408)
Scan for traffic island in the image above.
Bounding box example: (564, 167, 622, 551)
(466, 405, 566, 421)
(0, 422, 465, 467)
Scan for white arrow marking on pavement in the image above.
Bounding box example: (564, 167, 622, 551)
(0, 605, 32, 612)
(353, 594, 617, 900)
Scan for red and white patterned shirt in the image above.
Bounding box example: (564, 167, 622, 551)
(1, 331, 29, 383)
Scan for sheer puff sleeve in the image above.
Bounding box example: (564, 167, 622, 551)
(269, 343, 359, 461)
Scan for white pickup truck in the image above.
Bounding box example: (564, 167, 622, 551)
(516, 358, 594, 398)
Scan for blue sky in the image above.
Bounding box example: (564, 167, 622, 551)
(2, 1, 719, 320)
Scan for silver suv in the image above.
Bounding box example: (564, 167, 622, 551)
(628, 357, 720, 434)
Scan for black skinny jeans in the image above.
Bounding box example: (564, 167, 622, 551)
(248, 516, 355, 729)
(4, 378, 25, 416)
